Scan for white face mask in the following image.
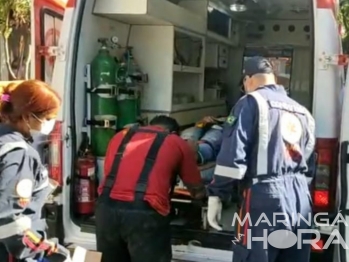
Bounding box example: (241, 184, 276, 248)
(30, 114, 56, 135)
(40, 119, 56, 135)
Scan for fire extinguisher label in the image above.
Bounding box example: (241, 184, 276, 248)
(88, 167, 95, 177)
(76, 180, 91, 203)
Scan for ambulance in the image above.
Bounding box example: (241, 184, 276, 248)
(32, 0, 347, 261)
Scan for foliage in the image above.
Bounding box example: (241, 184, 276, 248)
(0, 0, 30, 36)
(340, 1, 349, 53)
(0, 0, 31, 79)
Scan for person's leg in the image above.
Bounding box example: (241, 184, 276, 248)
(0, 243, 10, 262)
(125, 209, 172, 262)
(274, 177, 312, 262)
(95, 200, 131, 262)
(233, 184, 285, 262)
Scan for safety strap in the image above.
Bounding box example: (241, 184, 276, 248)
(86, 119, 117, 128)
(87, 86, 136, 96)
(135, 132, 168, 195)
(101, 126, 169, 199)
(101, 125, 139, 196)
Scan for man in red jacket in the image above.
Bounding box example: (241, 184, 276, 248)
(96, 115, 205, 262)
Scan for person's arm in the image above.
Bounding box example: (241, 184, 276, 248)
(0, 149, 56, 259)
(177, 138, 206, 199)
(303, 110, 316, 184)
(207, 96, 257, 201)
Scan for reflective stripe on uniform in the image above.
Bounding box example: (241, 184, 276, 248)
(248, 92, 269, 175)
(214, 165, 246, 179)
(306, 177, 313, 184)
(33, 178, 49, 193)
(304, 110, 315, 160)
(33, 168, 49, 193)
(0, 141, 27, 158)
(0, 216, 32, 239)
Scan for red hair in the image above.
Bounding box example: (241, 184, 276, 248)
(0, 80, 61, 121)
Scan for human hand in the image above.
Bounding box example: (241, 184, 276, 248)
(202, 116, 217, 124)
(207, 196, 223, 231)
(45, 239, 71, 262)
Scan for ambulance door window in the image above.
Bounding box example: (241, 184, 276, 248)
(40, 9, 63, 84)
(243, 48, 293, 95)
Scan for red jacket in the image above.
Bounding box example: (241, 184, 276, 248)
(98, 126, 202, 216)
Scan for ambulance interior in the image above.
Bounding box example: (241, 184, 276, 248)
(68, 0, 314, 251)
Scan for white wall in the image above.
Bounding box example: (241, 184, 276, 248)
(244, 20, 311, 47)
(128, 25, 174, 112)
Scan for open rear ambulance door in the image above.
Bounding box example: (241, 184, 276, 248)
(33, 0, 83, 245)
(339, 63, 349, 262)
(32, 0, 66, 242)
(32, 0, 66, 83)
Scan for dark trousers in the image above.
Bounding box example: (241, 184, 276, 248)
(233, 175, 312, 262)
(95, 198, 172, 262)
(0, 244, 11, 262)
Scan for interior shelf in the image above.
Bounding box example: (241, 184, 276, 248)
(173, 64, 204, 74)
(207, 31, 233, 46)
(93, 0, 206, 34)
(172, 100, 225, 112)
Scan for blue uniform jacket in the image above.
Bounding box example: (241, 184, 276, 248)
(207, 85, 315, 200)
(0, 124, 52, 259)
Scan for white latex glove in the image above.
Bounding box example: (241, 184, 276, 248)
(207, 196, 223, 231)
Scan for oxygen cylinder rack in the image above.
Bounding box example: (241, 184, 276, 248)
(85, 64, 143, 129)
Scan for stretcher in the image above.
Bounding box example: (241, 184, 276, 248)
(171, 162, 215, 229)
(170, 159, 238, 248)
(173, 161, 216, 198)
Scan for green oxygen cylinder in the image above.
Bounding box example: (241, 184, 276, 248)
(90, 38, 118, 157)
(117, 94, 138, 129)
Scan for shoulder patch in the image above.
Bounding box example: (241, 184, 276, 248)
(16, 179, 33, 198)
(226, 115, 236, 125)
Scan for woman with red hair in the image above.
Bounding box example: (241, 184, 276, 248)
(0, 80, 69, 261)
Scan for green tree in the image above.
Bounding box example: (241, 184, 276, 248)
(340, 1, 349, 53)
(0, 0, 30, 79)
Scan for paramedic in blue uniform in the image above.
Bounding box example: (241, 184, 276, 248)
(207, 57, 316, 262)
(0, 81, 70, 262)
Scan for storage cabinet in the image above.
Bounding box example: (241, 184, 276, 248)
(93, 0, 206, 34)
(172, 29, 205, 110)
(128, 26, 206, 113)
(205, 43, 229, 68)
(93, 0, 232, 124)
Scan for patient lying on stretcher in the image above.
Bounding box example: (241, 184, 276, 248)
(181, 116, 226, 184)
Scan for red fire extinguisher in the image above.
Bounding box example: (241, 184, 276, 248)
(75, 156, 96, 215)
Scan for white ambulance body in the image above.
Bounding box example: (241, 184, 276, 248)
(32, 0, 348, 261)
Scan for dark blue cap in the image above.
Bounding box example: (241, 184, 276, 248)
(243, 56, 274, 76)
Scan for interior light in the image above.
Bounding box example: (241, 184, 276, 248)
(207, 6, 214, 13)
(230, 4, 247, 12)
